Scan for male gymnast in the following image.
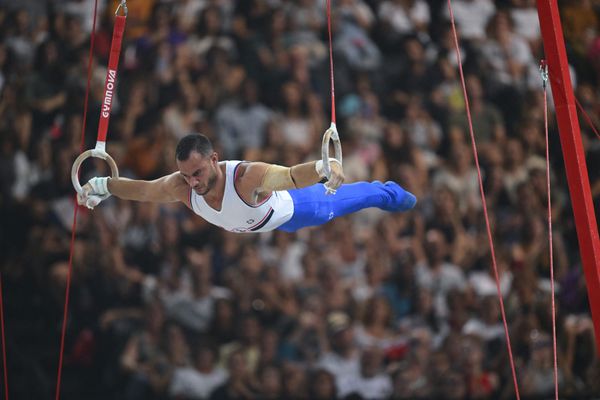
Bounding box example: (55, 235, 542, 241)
(78, 134, 416, 232)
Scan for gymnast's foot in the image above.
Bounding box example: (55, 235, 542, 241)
(374, 181, 417, 212)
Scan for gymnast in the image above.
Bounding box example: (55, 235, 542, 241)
(78, 134, 416, 232)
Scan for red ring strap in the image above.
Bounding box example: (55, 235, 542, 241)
(97, 15, 126, 144)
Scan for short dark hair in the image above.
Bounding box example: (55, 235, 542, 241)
(175, 134, 213, 161)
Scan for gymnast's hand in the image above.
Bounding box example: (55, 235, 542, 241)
(325, 158, 344, 193)
(78, 177, 111, 209)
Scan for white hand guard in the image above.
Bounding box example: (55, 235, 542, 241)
(78, 177, 111, 210)
(88, 177, 111, 198)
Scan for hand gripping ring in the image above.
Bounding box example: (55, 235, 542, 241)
(321, 123, 343, 194)
(71, 150, 119, 195)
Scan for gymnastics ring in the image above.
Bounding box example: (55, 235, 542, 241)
(71, 149, 119, 195)
(321, 122, 343, 194)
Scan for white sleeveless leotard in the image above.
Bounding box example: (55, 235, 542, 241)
(189, 161, 294, 233)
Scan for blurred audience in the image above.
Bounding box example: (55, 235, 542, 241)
(0, 0, 599, 398)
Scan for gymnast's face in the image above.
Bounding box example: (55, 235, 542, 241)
(178, 151, 218, 195)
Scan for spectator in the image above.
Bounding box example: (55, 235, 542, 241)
(317, 312, 361, 391)
(448, 74, 506, 142)
(378, 0, 431, 38)
(334, 0, 381, 72)
(160, 247, 232, 334)
(510, 0, 541, 50)
(521, 330, 565, 397)
(281, 362, 309, 399)
(219, 313, 262, 375)
(481, 10, 536, 89)
(391, 356, 431, 399)
(338, 347, 393, 399)
(215, 78, 272, 160)
(354, 296, 406, 352)
(415, 229, 467, 319)
(462, 295, 506, 344)
(120, 301, 171, 400)
(168, 343, 228, 400)
(432, 143, 480, 215)
(256, 363, 283, 399)
(277, 81, 318, 157)
(441, 0, 496, 44)
(210, 348, 258, 400)
(309, 368, 338, 400)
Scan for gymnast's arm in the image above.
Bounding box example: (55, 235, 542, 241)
(77, 171, 187, 206)
(106, 172, 188, 203)
(241, 159, 344, 194)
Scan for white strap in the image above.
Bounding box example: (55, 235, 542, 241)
(89, 177, 110, 196)
(315, 158, 341, 178)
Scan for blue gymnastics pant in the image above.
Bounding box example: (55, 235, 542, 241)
(277, 181, 416, 232)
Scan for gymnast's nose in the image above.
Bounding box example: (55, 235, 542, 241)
(188, 176, 200, 188)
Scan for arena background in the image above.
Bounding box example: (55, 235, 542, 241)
(0, 0, 599, 399)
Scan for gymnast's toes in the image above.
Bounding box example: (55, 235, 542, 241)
(384, 181, 417, 211)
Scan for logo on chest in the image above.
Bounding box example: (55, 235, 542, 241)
(246, 219, 255, 224)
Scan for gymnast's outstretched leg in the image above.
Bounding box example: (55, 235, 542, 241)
(278, 181, 416, 232)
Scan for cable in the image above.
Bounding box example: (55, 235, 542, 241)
(326, 0, 336, 125)
(540, 60, 559, 400)
(446, 0, 521, 398)
(55, 0, 99, 398)
(574, 96, 600, 140)
(546, 74, 600, 141)
(320, 0, 342, 194)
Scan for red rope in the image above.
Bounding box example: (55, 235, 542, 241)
(446, 1, 521, 398)
(574, 96, 600, 140)
(547, 74, 600, 141)
(0, 275, 8, 400)
(326, 0, 336, 124)
(55, 0, 99, 398)
(541, 64, 559, 400)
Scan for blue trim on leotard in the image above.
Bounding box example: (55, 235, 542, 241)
(277, 181, 416, 232)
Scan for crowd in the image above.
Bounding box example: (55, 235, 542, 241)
(1, 0, 600, 399)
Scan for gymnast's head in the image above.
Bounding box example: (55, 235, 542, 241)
(176, 134, 219, 196)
